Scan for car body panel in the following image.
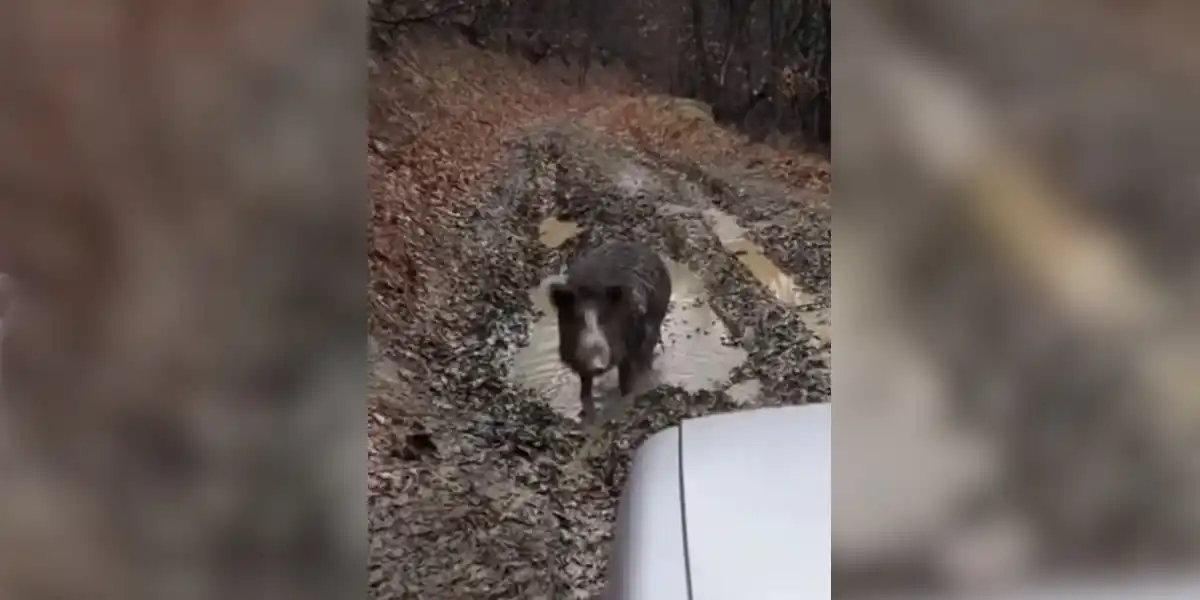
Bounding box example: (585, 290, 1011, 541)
(604, 425, 692, 600)
(604, 404, 831, 600)
(603, 403, 1200, 600)
(681, 404, 831, 600)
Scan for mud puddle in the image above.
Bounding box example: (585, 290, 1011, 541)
(538, 217, 582, 249)
(701, 208, 831, 343)
(508, 256, 747, 421)
(650, 204, 831, 342)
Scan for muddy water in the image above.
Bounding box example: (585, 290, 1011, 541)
(516, 203, 827, 419)
(701, 208, 832, 342)
(538, 217, 582, 249)
(508, 257, 747, 421)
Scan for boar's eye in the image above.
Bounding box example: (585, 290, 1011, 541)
(549, 282, 575, 309)
(605, 285, 623, 304)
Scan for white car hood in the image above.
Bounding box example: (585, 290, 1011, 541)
(678, 404, 832, 600)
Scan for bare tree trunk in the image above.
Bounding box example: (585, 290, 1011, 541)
(767, 0, 784, 132)
(691, 0, 714, 99)
(768, 0, 780, 86)
(718, 0, 756, 88)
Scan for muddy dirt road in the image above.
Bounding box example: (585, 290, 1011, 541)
(369, 123, 829, 599)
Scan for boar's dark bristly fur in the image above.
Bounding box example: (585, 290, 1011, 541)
(548, 241, 671, 422)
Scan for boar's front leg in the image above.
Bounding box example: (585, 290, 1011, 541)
(579, 373, 596, 423)
(618, 359, 635, 397)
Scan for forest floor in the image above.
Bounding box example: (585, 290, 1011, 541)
(368, 30, 831, 599)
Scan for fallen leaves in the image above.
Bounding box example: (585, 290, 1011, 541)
(369, 35, 641, 341)
(580, 94, 831, 193)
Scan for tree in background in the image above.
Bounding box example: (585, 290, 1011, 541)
(370, 0, 831, 150)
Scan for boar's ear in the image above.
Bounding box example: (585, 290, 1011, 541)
(605, 285, 624, 304)
(549, 282, 574, 309)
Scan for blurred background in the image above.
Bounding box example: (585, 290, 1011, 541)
(0, 2, 364, 599)
(836, 1, 1200, 597)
